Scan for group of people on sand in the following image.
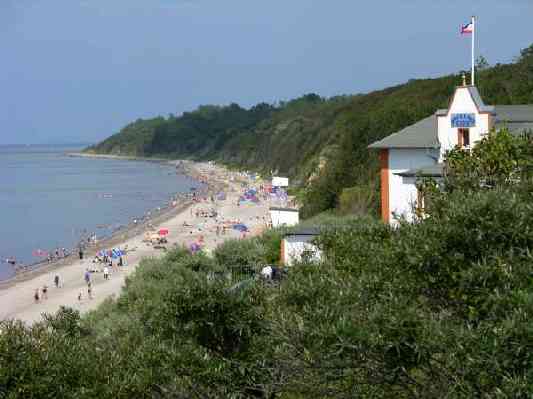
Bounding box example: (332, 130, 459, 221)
(34, 273, 63, 303)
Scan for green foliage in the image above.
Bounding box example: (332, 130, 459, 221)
(6, 44, 533, 399)
(87, 45, 533, 218)
(337, 183, 379, 216)
(5, 182, 533, 396)
(445, 128, 533, 193)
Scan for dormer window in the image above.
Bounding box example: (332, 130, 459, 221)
(458, 128, 470, 148)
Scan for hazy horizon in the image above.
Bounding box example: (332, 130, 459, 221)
(2, 1, 533, 145)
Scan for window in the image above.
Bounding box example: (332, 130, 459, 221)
(458, 128, 470, 148)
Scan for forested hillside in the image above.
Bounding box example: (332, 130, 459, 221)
(87, 45, 533, 217)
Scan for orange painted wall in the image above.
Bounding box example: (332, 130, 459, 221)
(379, 149, 390, 223)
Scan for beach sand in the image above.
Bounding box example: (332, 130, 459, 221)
(0, 161, 273, 325)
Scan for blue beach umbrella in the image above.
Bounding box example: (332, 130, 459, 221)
(232, 224, 249, 232)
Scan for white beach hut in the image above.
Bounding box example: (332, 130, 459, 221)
(272, 176, 289, 187)
(269, 207, 299, 227)
(281, 227, 322, 266)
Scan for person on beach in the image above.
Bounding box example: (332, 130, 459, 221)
(103, 266, 109, 280)
(34, 289, 40, 303)
(78, 292, 82, 301)
(42, 285, 48, 299)
(87, 284, 93, 300)
(84, 269, 91, 285)
(79, 247, 84, 260)
(110, 258, 118, 274)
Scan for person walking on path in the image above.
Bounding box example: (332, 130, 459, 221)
(34, 288, 40, 303)
(54, 274, 60, 288)
(103, 266, 109, 280)
(84, 269, 91, 285)
(42, 285, 48, 300)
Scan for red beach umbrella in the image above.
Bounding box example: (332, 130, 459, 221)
(158, 228, 169, 236)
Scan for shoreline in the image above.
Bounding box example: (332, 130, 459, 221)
(0, 159, 215, 289)
(67, 151, 176, 163)
(0, 160, 270, 325)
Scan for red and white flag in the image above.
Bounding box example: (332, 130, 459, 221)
(461, 22, 474, 35)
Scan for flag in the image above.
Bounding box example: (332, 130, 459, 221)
(461, 22, 474, 35)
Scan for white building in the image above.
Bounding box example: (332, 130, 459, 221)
(369, 81, 533, 225)
(272, 176, 289, 187)
(281, 227, 322, 266)
(269, 207, 299, 227)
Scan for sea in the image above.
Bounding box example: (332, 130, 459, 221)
(0, 145, 201, 281)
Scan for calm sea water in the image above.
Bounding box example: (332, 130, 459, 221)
(0, 145, 200, 281)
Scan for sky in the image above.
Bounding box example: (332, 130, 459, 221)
(1, 0, 533, 145)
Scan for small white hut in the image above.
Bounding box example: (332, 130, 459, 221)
(269, 207, 299, 227)
(272, 176, 289, 187)
(281, 227, 322, 266)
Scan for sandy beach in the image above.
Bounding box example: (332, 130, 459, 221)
(0, 161, 274, 325)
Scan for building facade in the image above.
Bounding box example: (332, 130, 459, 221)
(369, 83, 533, 225)
(269, 207, 299, 227)
(281, 227, 322, 266)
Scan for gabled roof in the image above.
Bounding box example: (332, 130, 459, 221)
(467, 86, 496, 114)
(369, 86, 533, 151)
(494, 105, 533, 122)
(368, 116, 439, 149)
(494, 106, 533, 135)
(284, 227, 320, 237)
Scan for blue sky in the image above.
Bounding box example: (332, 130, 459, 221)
(2, 0, 533, 145)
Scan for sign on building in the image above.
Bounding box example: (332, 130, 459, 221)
(451, 113, 476, 128)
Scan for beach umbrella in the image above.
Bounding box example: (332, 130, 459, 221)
(32, 249, 48, 257)
(111, 248, 123, 259)
(233, 223, 249, 232)
(158, 228, 169, 236)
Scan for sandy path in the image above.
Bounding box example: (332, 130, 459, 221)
(0, 162, 272, 325)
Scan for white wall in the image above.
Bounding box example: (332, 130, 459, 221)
(437, 87, 491, 161)
(270, 210, 299, 227)
(272, 176, 289, 187)
(283, 235, 322, 266)
(388, 148, 437, 224)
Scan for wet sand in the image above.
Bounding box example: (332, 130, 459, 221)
(0, 161, 272, 325)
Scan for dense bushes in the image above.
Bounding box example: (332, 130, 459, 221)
(4, 175, 533, 397)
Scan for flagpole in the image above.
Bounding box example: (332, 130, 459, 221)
(471, 15, 475, 86)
